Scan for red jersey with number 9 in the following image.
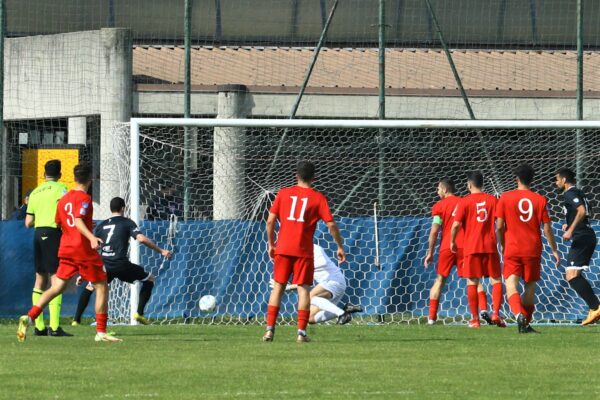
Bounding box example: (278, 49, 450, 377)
(496, 189, 550, 258)
(454, 192, 498, 255)
(55, 189, 102, 262)
(270, 185, 334, 258)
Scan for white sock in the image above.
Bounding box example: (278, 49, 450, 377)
(314, 310, 338, 323)
(311, 296, 344, 316)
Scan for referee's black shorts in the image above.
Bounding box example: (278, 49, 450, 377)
(34, 227, 61, 274)
(106, 261, 151, 284)
(567, 234, 597, 268)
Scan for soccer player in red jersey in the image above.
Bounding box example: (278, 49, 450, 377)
(496, 164, 560, 333)
(17, 164, 122, 343)
(264, 161, 345, 343)
(450, 171, 504, 328)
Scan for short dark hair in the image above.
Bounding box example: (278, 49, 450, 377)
(439, 177, 456, 194)
(74, 163, 93, 184)
(514, 164, 535, 186)
(44, 159, 61, 178)
(557, 168, 576, 184)
(466, 171, 484, 189)
(296, 161, 315, 182)
(110, 197, 126, 212)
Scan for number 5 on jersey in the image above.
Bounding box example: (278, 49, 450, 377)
(287, 196, 308, 222)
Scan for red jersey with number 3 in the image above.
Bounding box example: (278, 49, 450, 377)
(270, 185, 334, 258)
(454, 192, 498, 255)
(432, 195, 464, 250)
(55, 189, 102, 262)
(496, 189, 550, 258)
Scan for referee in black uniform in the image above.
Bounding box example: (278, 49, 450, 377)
(555, 168, 600, 325)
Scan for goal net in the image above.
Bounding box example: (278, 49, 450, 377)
(108, 119, 600, 325)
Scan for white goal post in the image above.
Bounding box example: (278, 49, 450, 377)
(112, 118, 600, 325)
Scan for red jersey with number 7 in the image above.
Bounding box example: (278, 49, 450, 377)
(454, 192, 498, 255)
(496, 189, 550, 258)
(55, 189, 102, 262)
(269, 185, 334, 258)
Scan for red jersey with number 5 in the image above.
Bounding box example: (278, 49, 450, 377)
(269, 185, 334, 258)
(55, 189, 102, 262)
(496, 189, 550, 258)
(454, 192, 498, 255)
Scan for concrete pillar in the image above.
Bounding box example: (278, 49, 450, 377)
(213, 85, 249, 220)
(68, 117, 87, 145)
(98, 28, 132, 219)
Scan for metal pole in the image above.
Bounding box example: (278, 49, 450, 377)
(183, 0, 192, 220)
(129, 120, 141, 325)
(108, 0, 115, 28)
(576, 0, 584, 182)
(377, 0, 386, 212)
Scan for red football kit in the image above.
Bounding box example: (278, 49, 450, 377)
(454, 192, 500, 278)
(432, 195, 464, 277)
(497, 189, 550, 282)
(55, 189, 106, 283)
(269, 185, 334, 285)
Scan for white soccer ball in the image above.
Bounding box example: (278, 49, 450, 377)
(199, 295, 217, 312)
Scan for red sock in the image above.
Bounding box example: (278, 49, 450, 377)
(478, 290, 488, 311)
(429, 298, 439, 321)
(96, 313, 108, 334)
(266, 305, 279, 329)
(297, 309, 309, 331)
(508, 293, 523, 317)
(467, 285, 479, 320)
(492, 283, 503, 316)
(28, 306, 43, 321)
(523, 304, 535, 323)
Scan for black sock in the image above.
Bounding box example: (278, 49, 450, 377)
(137, 281, 155, 315)
(74, 288, 94, 323)
(568, 276, 600, 310)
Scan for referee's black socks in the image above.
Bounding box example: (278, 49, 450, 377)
(568, 275, 600, 310)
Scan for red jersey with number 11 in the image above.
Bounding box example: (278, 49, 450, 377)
(56, 189, 102, 262)
(454, 192, 498, 255)
(270, 185, 334, 258)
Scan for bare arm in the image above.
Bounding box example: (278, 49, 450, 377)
(450, 221, 461, 253)
(74, 218, 102, 250)
(137, 234, 172, 258)
(543, 222, 561, 267)
(424, 224, 441, 267)
(266, 212, 277, 260)
(326, 220, 346, 263)
(564, 205, 587, 240)
(25, 214, 35, 228)
(496, 218, 506, 252)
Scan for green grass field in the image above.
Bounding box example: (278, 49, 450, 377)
(1, 322, 598, 399)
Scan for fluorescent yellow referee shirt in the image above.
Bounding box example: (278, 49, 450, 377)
(26, 181, 68, 228)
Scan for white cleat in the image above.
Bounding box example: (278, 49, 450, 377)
(427, 319, 436, 325)
(95, 333, 123, 343)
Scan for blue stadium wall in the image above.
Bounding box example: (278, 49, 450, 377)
(1, 219, 598, 321)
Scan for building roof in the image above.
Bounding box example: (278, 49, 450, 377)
(133, 46, 600, 97)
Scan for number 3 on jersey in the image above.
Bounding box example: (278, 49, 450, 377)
(287, 196, 308, 222)
(64, 202, 75, 227)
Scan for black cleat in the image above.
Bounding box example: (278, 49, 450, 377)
(523, 324, 540, 334)
(479, 310, 493, 325)
(344, 303, 363, 314)
(34, 327, 48, 336)
(337, 312, 353, 325)
(517, 314, 527, 334)
(48, 327, 73, 337)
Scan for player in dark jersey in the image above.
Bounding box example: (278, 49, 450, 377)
(72, 197, 172, 326)
(555, 168, 600, 325)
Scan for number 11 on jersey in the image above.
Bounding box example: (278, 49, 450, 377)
(287, 196, 308, 222)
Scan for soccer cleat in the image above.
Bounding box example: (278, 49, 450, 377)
(49, 327, 73, 337)
(34, 327, 48, 336)
(95, 333, 123, 343)
(71, 321, 80, 327)
(17, 315, 30, 342)
(343, 303, 363, 314)
(523, 324, 540, 334)
(262, 329, 274, 342)
(134, 313, 150, 325)
(581, 307, 600, 326)
(479, 310, 493, 325)
(427, 319, 436, 325)
(296, 333, 311, 343)
(337, 312, 352, 325)
(491, 314, 507, 328)
(467, 319, 480, 328)
(517, 314, 527, 333)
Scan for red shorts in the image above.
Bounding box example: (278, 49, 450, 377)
(56, 258, 107, 283)
(503, 256, 541, 283)
(437, 249, 464, 278)
(463, 253, 501, 279)
(273, 255, 314, 286)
